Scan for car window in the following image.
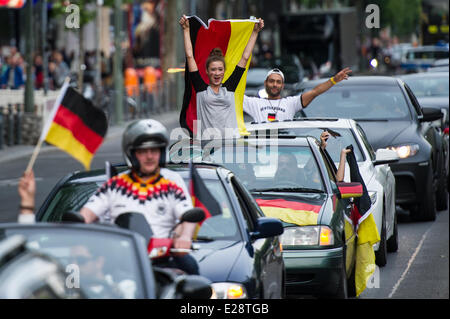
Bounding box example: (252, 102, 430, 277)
(230, 176, 258, 232)
(403, 83, 423, 117)
(201, 143, 325, 192)
(41, 182, 100, 222)
(186, 178, 241, 241)
(2, 228, 145, 299)
(279, 127, 365, 162)
(356, 124, 376, 161)
(297, 85, 411, 120)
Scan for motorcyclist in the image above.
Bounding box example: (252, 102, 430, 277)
(79, 119, 199, 274)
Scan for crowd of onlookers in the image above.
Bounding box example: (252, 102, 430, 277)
(0, 46, 74, 90)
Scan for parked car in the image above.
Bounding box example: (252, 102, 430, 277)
(35, 163, 285, 299)
(246, 118, 399, 266)
(0, 222, 212, 299)
(170, 136, 365, 298)
(297, 76, 448, 221)
(400, 45, 449, 73)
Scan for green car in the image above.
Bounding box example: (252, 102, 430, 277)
(169, 136, 364, 298)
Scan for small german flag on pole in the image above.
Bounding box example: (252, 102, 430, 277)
(32, 79, 107, 170)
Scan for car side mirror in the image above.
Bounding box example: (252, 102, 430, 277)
(420, 107, 443, 122)
(337, 182, 363, 199)
(373, 149, 399, 166)
(177, 275, 213, 299)
(250, 217, 284, 240)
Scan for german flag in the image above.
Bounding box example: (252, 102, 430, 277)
(255, 197, 322, 226)
(189, 161, 222, 222)
(346, 147, 380, 297)
(39, 83, 107, 170)
(180, 16, 256, 137)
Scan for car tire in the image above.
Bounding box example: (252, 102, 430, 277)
(375, 209, 387, 267)
(436, 152, 448, 211)
(386, 212, 399, 253)
(410, 166, 437, 221)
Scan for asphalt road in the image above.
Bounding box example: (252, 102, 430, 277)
(0, 111, 448, 298)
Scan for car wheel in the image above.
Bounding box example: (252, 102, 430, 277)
(386, 211, 398, 253)
(375, 209, 387, 267)
(410, 166, 437, 221)
(436, 152, 448, 211)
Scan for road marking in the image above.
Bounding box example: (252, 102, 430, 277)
(388, 228, 431, 298)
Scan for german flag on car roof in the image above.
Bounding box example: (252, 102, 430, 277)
(179, 16, 256, 137)
(39, 82, 107, 170)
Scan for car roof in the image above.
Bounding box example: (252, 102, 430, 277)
(405, 45, 449, 52)
(246, 118, 355, 130)
(398, 71, 449, 79)
(300, 75, 400, 88)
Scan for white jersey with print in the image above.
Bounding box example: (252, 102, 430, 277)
(83, 168, 193, 238)
(243, 95, 304, 123)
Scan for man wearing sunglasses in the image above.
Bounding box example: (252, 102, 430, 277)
(243, 67, 352, 123)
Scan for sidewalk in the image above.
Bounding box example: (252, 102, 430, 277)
(0, 110, 181, 165)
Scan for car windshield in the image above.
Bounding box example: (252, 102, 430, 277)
(182, 178, 241, 242)
(40, 176, 241, 242)
(296, 85, 411, 120)
(182, 143, 325, 192)
(401, 75, 449, 97)
(272, 127, 365, 162)
(1, 227, 145, 299)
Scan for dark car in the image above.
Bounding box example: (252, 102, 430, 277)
(0, 222, 212, 299)
(170, 136, 365, 298)
(35, 163, 285, 299)
(296, 76, 448, 221)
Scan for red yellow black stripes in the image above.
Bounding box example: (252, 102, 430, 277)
(44, 87, 107, 169)
(255, 198, 322, 226)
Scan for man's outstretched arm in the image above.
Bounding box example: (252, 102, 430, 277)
(301, 67, 352, 108)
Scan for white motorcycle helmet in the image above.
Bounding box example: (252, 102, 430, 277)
(122, 119, 169, 171)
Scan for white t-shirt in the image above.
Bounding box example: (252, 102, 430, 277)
(243, 95, 304, 123)
(83, 168, 193, 238)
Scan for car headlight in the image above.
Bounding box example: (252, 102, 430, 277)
(386, 144, 419, 159)
(210, 283, 247, 299)
(280, 226, 334, 247)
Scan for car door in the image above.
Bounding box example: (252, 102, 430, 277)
(318, 146, 357, 274)
(229, 175, 284, 299)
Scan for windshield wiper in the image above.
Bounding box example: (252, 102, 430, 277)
(250, 187, 324, 193)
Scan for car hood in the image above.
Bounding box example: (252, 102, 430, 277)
(356, 120, 417, 150)
(250, 192, 327, 226)
(191, 240, 244, 282)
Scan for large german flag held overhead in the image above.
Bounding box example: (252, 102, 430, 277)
(180, 16, 256, 137)
(39, 83, 107, 170)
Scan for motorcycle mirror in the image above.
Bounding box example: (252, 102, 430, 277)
(180, 208, 206, 224)
(115, 212, 153, 243)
